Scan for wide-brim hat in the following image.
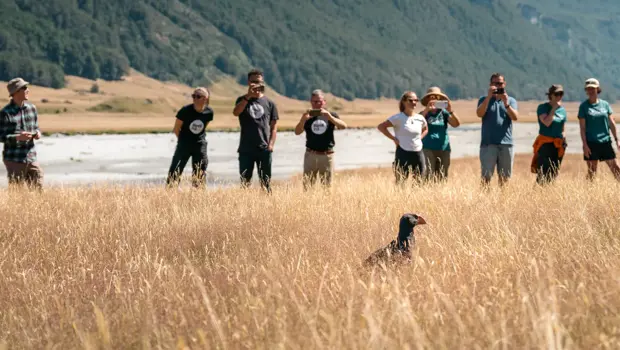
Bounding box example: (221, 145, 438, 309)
(7, 77, 29, 96)
(421, 86, 449, 106)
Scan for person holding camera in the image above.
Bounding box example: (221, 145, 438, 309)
(578, 78, 620, 181)
(419, 86, 461, 182)
(476, 72, 518, 187)
(294, 89, 347, 190)
(377, 91, 428, 185)
(233, 69, 279, 193)
(530, 84, 567, 185)
(166, 87, 213, 189)
(0, 78, 43, 190)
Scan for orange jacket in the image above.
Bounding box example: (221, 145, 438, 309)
(531, 135, 566, 173)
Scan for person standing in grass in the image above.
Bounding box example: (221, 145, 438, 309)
(578, 78, 620, 181)
(419, 86, 461, 182)
(476, 72, 519, 188)
(530, 84, 567, 185)
(166, 87, 213, 189)
(0, 78, 43, 190)
(377, 91, 428, 185)
(294, 89, 347, 190)
(233, 69, 279, 193)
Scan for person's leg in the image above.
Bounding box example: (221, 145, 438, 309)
(411, 150, 426, 185)
(497, 145, 514, 187)
(439, 150, 451, 181)
(239, 152, 255, 189)
(605, 159, 620, 181)
(4, 160, 27, 191)
(317, 153, 334, 188)
(536, 143, 555, 185)
(166, 145, 191, 188)
(303, 150, 319, 191)
(257, 150, 273, 193)
(422, 149, 437, 182)
(394, 147, 408, 186)
(25, 161, 44, 191)
(600, 141, 620, 181)
(479, 145, 497, 187)
(191, 143, 209, 189)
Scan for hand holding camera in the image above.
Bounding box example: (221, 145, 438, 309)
(246, 83, 264, 99)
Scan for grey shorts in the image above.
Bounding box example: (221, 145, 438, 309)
(480, 144, 514, 179)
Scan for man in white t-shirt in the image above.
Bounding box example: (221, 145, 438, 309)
(377, 91, 428, 184)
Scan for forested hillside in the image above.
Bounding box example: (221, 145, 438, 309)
(1, 0, 619, 101)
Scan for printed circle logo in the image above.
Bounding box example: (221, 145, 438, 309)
(189, 120, 204, 134)
(249, 103, 265, 120)
(311, 119, 328, 135)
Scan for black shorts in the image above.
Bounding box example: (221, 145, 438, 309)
(584, 141, 616, 161)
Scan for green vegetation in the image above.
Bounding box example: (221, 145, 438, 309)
(1, 0, 619, 101)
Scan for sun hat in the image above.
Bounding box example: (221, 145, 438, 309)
(420, 86, 449, 106)
(6, 77, 29, 96)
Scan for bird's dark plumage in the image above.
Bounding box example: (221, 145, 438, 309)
(364, 213, 425, 267)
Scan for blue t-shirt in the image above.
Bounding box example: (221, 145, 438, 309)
(477, 96, 518, 146)
(536, 103, 566, 139)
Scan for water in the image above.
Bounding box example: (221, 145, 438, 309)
(0, 122, 585, 187)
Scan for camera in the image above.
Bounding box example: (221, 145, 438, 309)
(309, 109, 322, 117)
(494, 88, 505, 94)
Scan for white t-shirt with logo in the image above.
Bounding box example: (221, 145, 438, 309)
(387, 112, 427, 152)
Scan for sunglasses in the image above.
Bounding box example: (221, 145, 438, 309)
(406, 98, 419, 102)
(491, 81, 504, 86)
(192, 94, 205, 99)
(553, 92, 564, 96)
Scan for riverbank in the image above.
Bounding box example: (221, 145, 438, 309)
(0, 122, 597, 188)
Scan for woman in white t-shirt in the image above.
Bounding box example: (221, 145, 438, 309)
(377, 91, 428, 184)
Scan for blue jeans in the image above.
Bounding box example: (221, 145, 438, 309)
(480, 144, 514, 181)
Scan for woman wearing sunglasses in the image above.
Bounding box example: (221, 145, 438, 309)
(419, 86, 461, 182)
(377, 91, 428, 185)
(166, 87, 214, 189)
(530, 84, 567, 185)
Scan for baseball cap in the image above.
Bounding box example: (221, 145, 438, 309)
(584, 78, 600, 89)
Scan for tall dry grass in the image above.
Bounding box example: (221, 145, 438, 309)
(1, 155, 620, 349)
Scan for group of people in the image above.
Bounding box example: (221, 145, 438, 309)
(1, 70, 619, 191)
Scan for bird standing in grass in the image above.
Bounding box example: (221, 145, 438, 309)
(364, 213, 427, 267)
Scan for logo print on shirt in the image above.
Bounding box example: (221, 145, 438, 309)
(189, 120, 204, 134)
(249, 103, 265, 120)
(311, 119, 328, 135)
(588, 108, 606, 117)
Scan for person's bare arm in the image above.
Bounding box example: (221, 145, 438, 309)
(295, 113, 309, 135)
(268, 120, 277, 151)
(609, 113, 619, 147)
(377, 120, 398, 146)
(579, 118, 591, 158)
(322, 110, 347, 129)
(539, 106, 557, 127)
(233, 97, 249, 117)
(420, 123, 428, 139)
(172, 119, 183, 138)
(476, 96, 491, 118)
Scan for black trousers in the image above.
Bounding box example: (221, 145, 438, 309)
(166, 142, 208, 188)
(393, 146, 426, 184)
(536, 142, 563, 185)
(239, 149, 272, 193)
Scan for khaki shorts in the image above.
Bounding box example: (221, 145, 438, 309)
(303, 149, 334, 189)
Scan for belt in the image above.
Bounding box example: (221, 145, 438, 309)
(306, 148, 334, 155)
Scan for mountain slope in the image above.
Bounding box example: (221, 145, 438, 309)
(0, 0, 618, 101)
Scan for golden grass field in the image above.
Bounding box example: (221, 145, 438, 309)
(2, 154, 620, 349)
(1, 70, 614, 134)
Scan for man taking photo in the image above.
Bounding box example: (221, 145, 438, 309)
(294, 89, 347, 190)
(233, 69, 279, 193)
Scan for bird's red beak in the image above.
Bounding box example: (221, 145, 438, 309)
(417, 215, 427, 225)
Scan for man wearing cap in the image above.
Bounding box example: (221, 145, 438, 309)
(476, 72, 519, 187)
(166, 87, 214, 189)
(294, 89, 347, 190)
(578, 78, 620, 181)
(0, 77, 43, 190)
